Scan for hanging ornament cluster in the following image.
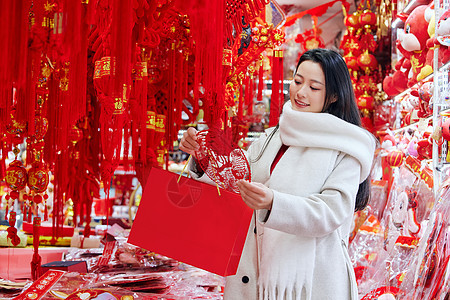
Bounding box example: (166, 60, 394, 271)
(294, 16, 325, 53)
(0, 0, 284, 243)
(283, 0, 351, 57)
(340, 0, 384, 133)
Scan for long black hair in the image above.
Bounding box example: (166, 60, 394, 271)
(254, 48, 371, 211)
(297, 48, 370, 211)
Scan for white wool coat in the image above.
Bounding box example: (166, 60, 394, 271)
(191, 102, 376, 300)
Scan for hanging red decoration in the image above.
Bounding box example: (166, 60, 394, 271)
(357, 50, 378, 74)
(31, 216, 42, 281)
(357, 92, 375, 110)
(386, 150, 405, 167)
(6, 211, 20, 247)
(5, 159, 28, 192)
(27, 163, 50, 194)
(344, 52, 359, 78)
(358, 9, 377, 27)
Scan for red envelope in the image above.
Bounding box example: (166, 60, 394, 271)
(127, 167, 253, 276)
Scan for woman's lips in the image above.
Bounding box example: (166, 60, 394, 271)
(294, 99, 309, 107)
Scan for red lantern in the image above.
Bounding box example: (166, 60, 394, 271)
(386, 150, 405, 167)
(27, 163, 49, 194)
(357, 50, 378, 74)
(5, 160, 28, 191)
(357, 92, 375, 110)
(345, 12, 361, 29)
(359, 10, 377, 27)
(344, 52, 359, 78)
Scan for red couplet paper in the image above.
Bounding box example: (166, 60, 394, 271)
(127, 167, 253, 276)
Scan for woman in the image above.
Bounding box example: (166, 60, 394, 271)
(179, 48, 377, 299)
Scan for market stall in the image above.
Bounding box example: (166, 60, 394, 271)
(1, 0, 450, 298)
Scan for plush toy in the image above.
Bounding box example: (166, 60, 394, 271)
(398, 5, 432, 87)
(436, 9, 450, 45)
(383, 5, 432, 97)
(400, 93, 420, 126)
(425, 8, 450, 71)
(410, 80, 433, 118)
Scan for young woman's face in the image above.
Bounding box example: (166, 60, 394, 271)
(289, 60, 326, 113)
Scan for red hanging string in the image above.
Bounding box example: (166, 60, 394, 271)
(257, 65, 264, 102)
(248, 76, 254, 115)
(238, 84, 244, 120)
(269, 51, 280, 126)
(279, 50, 284, 108)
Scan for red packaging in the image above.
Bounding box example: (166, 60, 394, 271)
(128, 168, 253, 276)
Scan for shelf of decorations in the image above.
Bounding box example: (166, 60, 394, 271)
(344, 0, 450, 297)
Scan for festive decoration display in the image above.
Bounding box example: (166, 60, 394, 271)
(0, 0, 286, 246)
(340, 0, 384, 133)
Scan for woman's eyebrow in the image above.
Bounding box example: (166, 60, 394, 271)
(295, 74, 324, 85)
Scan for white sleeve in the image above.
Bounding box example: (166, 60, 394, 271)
(257, 154, 360, 237)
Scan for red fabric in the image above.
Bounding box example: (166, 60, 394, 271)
(270, 144, 289, 174)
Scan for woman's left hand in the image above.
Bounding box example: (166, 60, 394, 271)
(237, 180, 274, 210)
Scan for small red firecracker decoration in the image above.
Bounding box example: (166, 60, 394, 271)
(7, 211, 20, 247)
(386, 150, 406, 167)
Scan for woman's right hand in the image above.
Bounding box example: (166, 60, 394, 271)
(179, 127, 199, 157)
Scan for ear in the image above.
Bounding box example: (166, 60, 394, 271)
(330, 95, 337, 103)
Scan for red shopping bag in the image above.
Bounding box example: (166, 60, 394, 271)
(127, 167, 253, 276)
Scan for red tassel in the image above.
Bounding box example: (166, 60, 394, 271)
(31, 216, 42, 281)
(269, 50, 284, 126)
(238, 84, 244, 119)
(248, 76, 254, 115)
(270, 51, 280, 126)
(28, 201, 32, 223)
(44, 199, 48, 222)
(279, 51, 284, 108)
(23, 203, 27, 222)
(4, 201, 8, 220)
(257, 65, 264, 102)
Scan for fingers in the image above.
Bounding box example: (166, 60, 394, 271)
(237, 180, 273, 210)
(179, 127, 199, 156)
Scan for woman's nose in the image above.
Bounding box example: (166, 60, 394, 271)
(296, 84, 307, 97)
